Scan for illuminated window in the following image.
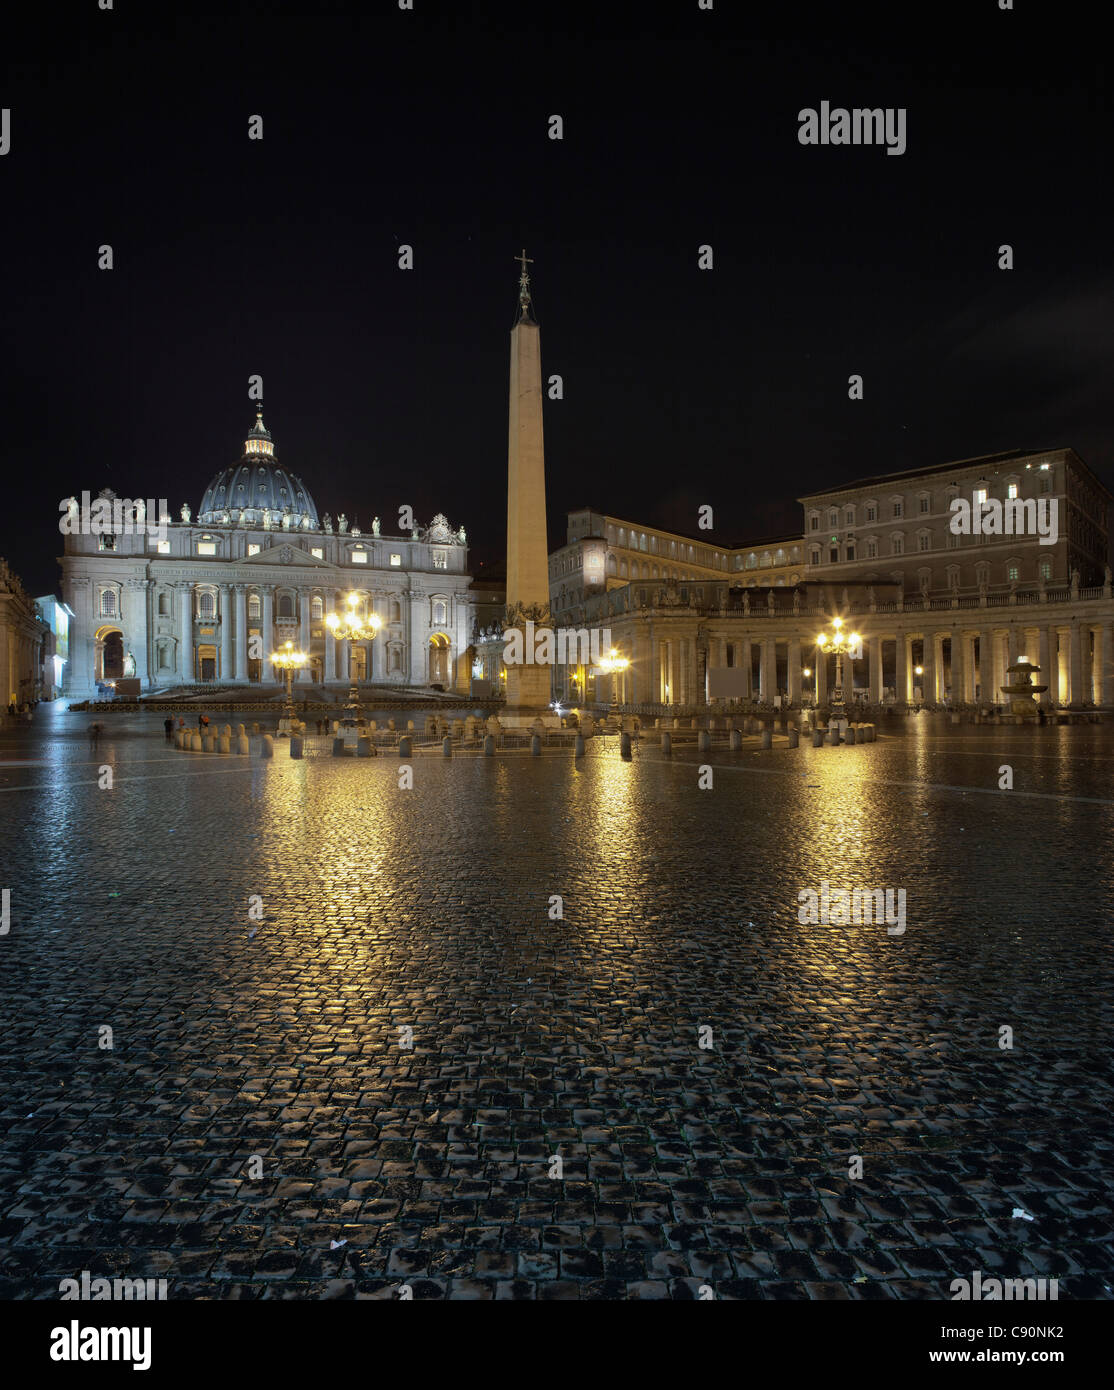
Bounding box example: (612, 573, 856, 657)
(311, 547, 323, 559)
(352, 551, 368, 564)
(1007, 483, 1019, 499)
(248, 543, 260, 556)
(1007, 564, 1020, 581)
(311, 596, 323, 620)
(973, 488, 987, 505)
(433, 600, 447, 624)
(156, 539, 170, 553)
(197, 541, 216, 556)
(432, 549, 447, 569)
(199, 592, 215, 618)
(390, 553, 401, 566)
(248, 594, 261, 619)
(1040, 560, 1052, 579)
(99, 589, 117, 618)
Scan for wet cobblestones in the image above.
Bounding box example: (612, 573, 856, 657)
(1, 708, 1112, 1299)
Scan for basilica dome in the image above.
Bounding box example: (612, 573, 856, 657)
(197, 406, 320, 528)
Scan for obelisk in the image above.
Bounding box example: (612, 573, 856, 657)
(503, 251, 556, 720)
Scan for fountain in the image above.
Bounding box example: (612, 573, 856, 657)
(1000, 658, 1048, 721)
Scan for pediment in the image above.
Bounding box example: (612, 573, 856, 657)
(237, 543, 332, 568)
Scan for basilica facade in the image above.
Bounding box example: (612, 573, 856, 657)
(60, 407, 475, 698)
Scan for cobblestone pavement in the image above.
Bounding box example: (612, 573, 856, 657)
(1, 706, 1112, 1299)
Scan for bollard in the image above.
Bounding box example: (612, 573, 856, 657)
(698, 730, 711, 752)
(388, 719, 397, 731)
(531, 734, 542, 756)
(261, 735, 274, 758)
(761, 729, 772, 749)
(252, 722, 260, 735)
(190, 732, 202, 750)
(290, 734, 304, 758)
(620, 731, 631, 759)
(237, 723, 246, 737)
(218, 735, 231, 754)
(574, 733, 585, 757)
(484, 734, 495, 756)
(828, 727, 841, 746)
(661, 731, 672, 755)
(357, 736, 373, 757)
(235, 734, 249, 755)
(332, 737, 345, 756)
(443, 735, 452, 758)
(788, 729, 799, 748)
(202, 733, 215, 752)
(399, 735, 412, 757)
(730, 729, 742, 750)
(845, 727, 856, 745)
(813, 728, 824, 747)
(221, 724, 232, 739)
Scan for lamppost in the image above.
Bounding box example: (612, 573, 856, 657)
(270, 640, 309, 735)
(802, 666, 813, 707)
(326, 592, 383, 728)
(914, 664, 924, 708)
(815, 617, 861, 719)
(598, 647, 630, 712)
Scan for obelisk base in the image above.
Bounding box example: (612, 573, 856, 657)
(502, 664, 559, 727)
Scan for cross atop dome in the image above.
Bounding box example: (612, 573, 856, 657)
(247, 402, 272, 444)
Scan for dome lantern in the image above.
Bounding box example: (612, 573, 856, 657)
(196, 405, 320, 529)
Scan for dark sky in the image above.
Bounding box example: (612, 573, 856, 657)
(3, 2, 1111, 595)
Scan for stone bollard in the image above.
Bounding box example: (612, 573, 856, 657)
(357, 736, 373, 757)
(332, 737, 345, 756)
(761, 729, 772, 749)
(828, 727, 841, 746)
(730, 729, 742, 750)
(866, 724, 876, 742)
(261, 735, 274, 758)
(484, 734, 495, 756)
(813, 728, 824, 747)
(237, 723, 246, 737)
(845, 726, 856, 745)
(235, 734, 249, 754)
(443, 735, 452, 757)
(290, 734, 304, 758)
(221, 724, 232, 739)
(399, 735, 412, 757)
(620, 731, 632, 759)
(661, 731, 672, 754)
(531, 734, 542, 756)
(574, 733, 585, 757)
(388, 719, 397, 731)
(252, 722, 260, 735)
(218, 735, 231, 754)
(698, 730, 711, 752)
(788, 729, 799, 748)
(407, 720, 414, 732)
(201, 733, 213, 751)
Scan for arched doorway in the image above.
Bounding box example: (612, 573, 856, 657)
(428, 632, 450, 686)
(95, 626, 124, 682)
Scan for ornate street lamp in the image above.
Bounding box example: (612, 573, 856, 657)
(327, 592, 383, 728)
(270, 640, 309, 735)
(815, 617, 861, 718)
(598, 647, 630, 712)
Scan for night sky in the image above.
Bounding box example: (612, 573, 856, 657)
(3, 2, 1111, 596)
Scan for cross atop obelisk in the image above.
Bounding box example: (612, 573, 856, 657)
(515, 248, 535, 323)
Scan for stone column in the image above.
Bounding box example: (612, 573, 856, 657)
(234, 585, 248, 680)
(759, 637, 771, 702)
(1083, 626, 1095, 704)
(979, 629, 994, 704)
(869, 635, 882, 702)
(298, 589, 311, 680)
(340, 638, 351, 686)
(788, 637, 801, 705)
(127, 579, 150, 691)
(1038, 626, 1052, 705)
(816, 646, 828, 705)
(1101, 623, 1114, 708)
(179, 584, 194, 682)
(1007, 626, 1020, 671)
(739, 637, 752, 700)
(220, 584, 233, 681)
(922, 630, 937, 704)
(1068, 624, 1083, 706)
(895, 631, 908, 705)
(649, 631, 660, 703)
(261, 587, 274, 671)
